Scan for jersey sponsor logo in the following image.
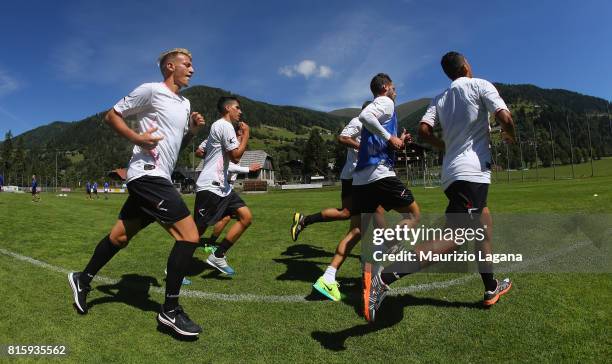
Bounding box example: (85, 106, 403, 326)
(144, 164, 156, 170)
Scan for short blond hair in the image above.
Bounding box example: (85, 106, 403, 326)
(158, 48, 192, 75)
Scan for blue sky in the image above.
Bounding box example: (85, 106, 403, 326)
(0, 0, 610, 139)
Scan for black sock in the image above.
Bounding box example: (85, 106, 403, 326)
(208, 234, 219, 244)
(304, 212, 324, 226)
(214, 239, 233, 258)
(380, 254, 421, 285)
(164, 241, 197, 311)
(481, 273, 497, 291)
(81, 235, 121, 285)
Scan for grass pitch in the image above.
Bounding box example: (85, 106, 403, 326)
(1, 175, 611, 362)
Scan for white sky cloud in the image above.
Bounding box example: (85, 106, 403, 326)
(0, 69, 19, 97)
(279, 60, 333, 79)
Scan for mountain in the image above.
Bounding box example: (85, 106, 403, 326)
(329, 97, 431, 120)
(1, 82, 610, 184)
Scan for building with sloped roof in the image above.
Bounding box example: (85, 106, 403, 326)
(191, 150, 275, 186)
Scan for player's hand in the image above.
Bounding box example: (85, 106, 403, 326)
(249, 163, 262, 172)
(400, 128, 413, 144)
(238, 121, 250, 135)
(501, 130, 515, 144)
(190, 112, 205, 132)
(388, 135, 404, 150)
(136, 127, 164, 150)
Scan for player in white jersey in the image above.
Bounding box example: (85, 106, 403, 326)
(290, 101, 371, 243)
(68, 48, 206, 337)
(193, 96, 252, 276)
(195, 131, 261, 249)
(366, 52, 517, 322)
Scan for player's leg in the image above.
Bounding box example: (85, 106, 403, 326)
(313, 214, 362, 301)
(209, 215, 232, 245)
(290, 180, 353, 241)
(204, 192, 249, 276)
(158, 215, 202, 335)
(69, 215, 148, 314)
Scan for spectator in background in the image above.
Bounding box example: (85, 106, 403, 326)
(103, 181, 110, 200)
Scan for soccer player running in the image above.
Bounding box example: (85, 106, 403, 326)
(193, 96, 252, 276)
(364, 52, 517, 322)
(195, 133, 261, 250)
(340, 73, 420, 320)
(290, 101, 371, 243)
(68, 48, 206, 337)
(92, 181, 99, 199)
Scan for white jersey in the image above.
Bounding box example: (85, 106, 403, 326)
(113, 82, 191, 183)
(421, 77, 509, 190)
(228, 162, 250, 183)
(339, 117, 362, 180)
(195, 118, 240, 197)
(352, 96, 396, 185)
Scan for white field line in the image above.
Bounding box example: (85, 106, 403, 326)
(0, 241, 588, 303)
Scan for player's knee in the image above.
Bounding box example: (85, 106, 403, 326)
(109, 234, 129, 248)
(238, 209, 252, 227)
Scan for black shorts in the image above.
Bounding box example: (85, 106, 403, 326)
(341, 179, 353, 200)
(118, 176, 191, 226)
(352, 176, 415, 214)
(31, 188, 37, 195)
(444, 180, 489, 228)
(194, 190, 246, 228)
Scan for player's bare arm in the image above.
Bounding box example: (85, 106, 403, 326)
(496, 109, 516, 144)
(181, 112, 206, 151)
(104, 108, 164, 150)
(418, 122, 445, 151)
(228, 121, 250, 163)
(337, 135, 359, 149)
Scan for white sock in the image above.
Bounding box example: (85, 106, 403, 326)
(322, 266, 337, 284)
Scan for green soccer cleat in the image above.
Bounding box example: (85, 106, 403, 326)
(313, 276, 341, 301)
(290, 212, 305, 242)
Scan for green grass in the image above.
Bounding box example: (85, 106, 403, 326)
(1, 177, 611, 362)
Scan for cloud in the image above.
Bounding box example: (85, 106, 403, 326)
(278, 60, 333, 79)
(0, 69, 19, 97)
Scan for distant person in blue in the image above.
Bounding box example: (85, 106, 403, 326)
(85, 181, 92, 200)
(92, 181, 99, 199)
(0, 174, 4, 192)
(103, 181, 110, 200)
(31, 174, 40, 202)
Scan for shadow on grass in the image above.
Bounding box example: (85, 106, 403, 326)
(274, 244, 360, 283)
(312, 294, 482, 351)
(156, 324, 200, 342)
(88, 273, 161, 313)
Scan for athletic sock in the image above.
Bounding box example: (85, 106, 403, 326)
(208, 234, 219, 244)
(380, 254, 421, 285)
(214, 239, 232, 258)
(81, 235, 121, 285)
(164, 241, 197, 311)
(304, 212, 324, 227)
(481, 273, 497, 292)
(322, 266, 337, 284)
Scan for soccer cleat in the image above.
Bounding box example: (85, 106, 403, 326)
(68, 272, 91, 314)
(206, 254, 235, 276)
(203, 245, 218, 254)
(483, 278, 512, 307)
(157, 305, 202, 336)
(290, 212, 305, 241)
(362, 262, 389, 323)
(313, 276, 341, 301)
